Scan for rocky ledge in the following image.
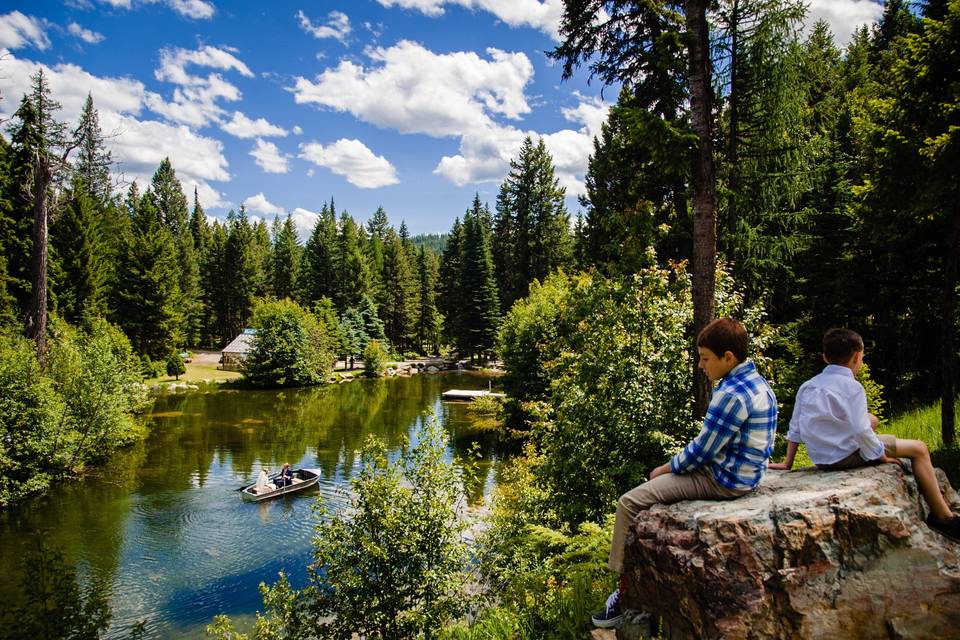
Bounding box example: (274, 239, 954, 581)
(621, 463, 960, 639)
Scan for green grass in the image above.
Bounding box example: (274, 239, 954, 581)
(774, 401, 960, 471)
(883, 401, 960, 450)
(144, 356, 243, 385)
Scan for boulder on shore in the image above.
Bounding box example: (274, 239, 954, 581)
(621, 463, 960, 640)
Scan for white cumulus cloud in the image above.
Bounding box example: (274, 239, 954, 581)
(168, 0, 216, 19)
(150, 44, 254, 127)
(291, 40, 533, 138)
(95, 0, 214, 19)
(0, 11, 50, 50)
(221, 111, 288, 138)
(243, 192, 285, 216)
(67, 22, 105, 44)
(290, 207, 320, 242)
(376, 0, 564, 40)
(297, 10, 351, 43)
(0, 51, 230, 209)
(805, 0, 884, 46)
(435, 95, 610, 196)
(299, 139, 399, 189)
(250, 138, 291, 174)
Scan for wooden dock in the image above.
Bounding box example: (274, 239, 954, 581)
(441, 389, 506, 401)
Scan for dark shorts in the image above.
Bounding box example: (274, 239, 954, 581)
(816, 434, 898, 471)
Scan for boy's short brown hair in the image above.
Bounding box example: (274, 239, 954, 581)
(697, 318, 748, 362)
(822, 328, 864, 364)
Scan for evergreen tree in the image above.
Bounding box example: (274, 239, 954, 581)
(12, 71, 73, 363)
(113, 186, 182, 357)
(457, 209, 500, 361)
(334, 213, 371, 310)
(380, 228, 418, 351)
(853, 0, 960, 443)
(493, 140, 572, 310)
(271, 214, 301, 300)
(189, 189, 216, 346)
(0, 136, 18, 326)
(204, 220, 229, 346)
(416, 246, 441, 354)
(714, 0, 810, 304)
(252, 218, 271, 298)
(150, 159, 201, 345)
(222, 208, 259, 340)
(580, 87, 690, 275)
(553, 0, 718, 417)
(358, 294, 387, 346)
(72, 94, 112, 204)
(366, 206, 389, 315)
(50, 180, 108, 323)
(301, 203, 337, 305)
(438, 217, 464, 347)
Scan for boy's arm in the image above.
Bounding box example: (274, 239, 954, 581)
(769, 441, 799, 470)
(670, 390, 746, 475)
(850, 388, 885, 461)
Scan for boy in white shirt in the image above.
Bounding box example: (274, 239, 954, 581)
(770, 328, 959, 541)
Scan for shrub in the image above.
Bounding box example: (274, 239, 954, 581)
(46, 317, 150, 468)
(0, 318, 148, 506)
(528, 262, 774, 526)
(363, 339, 388, 377)
(165, 353, 185, 380)
(207, 419, 470, 639)
(243, 299, 336, 388)
(496, 271, 589, 431)
(0, 334, 64, 505)
(449, 452, 612, 640)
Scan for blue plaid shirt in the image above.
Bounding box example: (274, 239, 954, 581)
(670, 360, 777, 490)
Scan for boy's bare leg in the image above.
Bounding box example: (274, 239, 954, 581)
(897, 439, 954, 522)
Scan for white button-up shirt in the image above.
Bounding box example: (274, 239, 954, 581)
(787, 364, 885, 465)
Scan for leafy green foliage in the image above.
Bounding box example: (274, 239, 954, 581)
(496, 271, 587, 430)
(538, 264, 702, 525)
(243, 299, 335, 388)
(363, 339, 388, 377)
(0, 540, 110, 640)
(207, 420, 469, 639)
(445, 452, 612, 640)
(165, 352, 185, 379)
(0, 318, 147, 506)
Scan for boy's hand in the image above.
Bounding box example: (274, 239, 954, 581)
(768, 462, 790, 470)
(880, 455, 904, 468)
(648, 463, 672, 480)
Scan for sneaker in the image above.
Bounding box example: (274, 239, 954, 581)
(926, 513, 960, 543)
(591, 588, 623, 628)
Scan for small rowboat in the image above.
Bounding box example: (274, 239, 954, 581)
(240, 468, 321, 502)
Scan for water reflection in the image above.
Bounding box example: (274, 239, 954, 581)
(0, 372, 502, 639)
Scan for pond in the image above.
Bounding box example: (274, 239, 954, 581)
(0, 372, 504, 639)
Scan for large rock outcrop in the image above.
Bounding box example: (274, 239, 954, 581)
(621, 464, 960, 639)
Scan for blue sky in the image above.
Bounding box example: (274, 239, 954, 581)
(0, 1, 884, 238)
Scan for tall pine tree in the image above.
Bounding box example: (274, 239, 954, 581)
(493, 140, 572, 310)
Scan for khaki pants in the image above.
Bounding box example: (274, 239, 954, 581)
(816, 434, 898, 471)
(608, 467, 749, 573)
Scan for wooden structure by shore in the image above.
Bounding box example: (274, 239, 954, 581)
(441, 389, 506, 401)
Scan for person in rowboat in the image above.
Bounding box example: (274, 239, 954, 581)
(277, 463, 294, 488)
(254, 467, 274, 494)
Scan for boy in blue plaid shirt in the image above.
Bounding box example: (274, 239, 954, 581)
(593, 318, 778, 629)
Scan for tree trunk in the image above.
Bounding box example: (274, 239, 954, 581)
(26, 150, 52, 368)
(941, 199, 960, 446)
(727, 0, 740, 241)
(686, 0, 718, 419)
